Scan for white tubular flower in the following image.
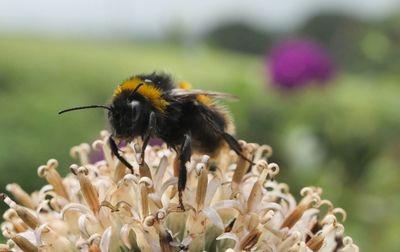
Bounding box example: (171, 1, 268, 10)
(1, 130, 357, 251)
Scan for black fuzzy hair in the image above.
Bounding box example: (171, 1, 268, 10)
(135, 72, 175, 91)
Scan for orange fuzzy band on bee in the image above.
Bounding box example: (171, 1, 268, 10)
(178, 81, 213, 106)
(114, 78, 169, 112)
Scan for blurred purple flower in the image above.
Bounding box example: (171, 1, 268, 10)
(149, 137, 164, 146)
(90, 140, 128, 164)
(267, 38, 334, 89)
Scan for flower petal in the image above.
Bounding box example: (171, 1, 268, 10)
(201, 207, 224, 230)
(99, 227, 112, 252)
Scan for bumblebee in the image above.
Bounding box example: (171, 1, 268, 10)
(59, 72, 252, 208)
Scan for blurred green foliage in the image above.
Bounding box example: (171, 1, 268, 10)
(0, 35, 399, 251)
(204, 12, 400, 75)
(298, 13, 400, 74)
(205, 21, 274, 54)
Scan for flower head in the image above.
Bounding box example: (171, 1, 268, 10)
(267, 38, 335, 89)
(1, 131, 357, 251)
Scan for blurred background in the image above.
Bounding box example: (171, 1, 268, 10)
(1, 0, 400, 250)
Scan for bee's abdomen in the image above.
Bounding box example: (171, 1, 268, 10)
(183, 103, 232, 155)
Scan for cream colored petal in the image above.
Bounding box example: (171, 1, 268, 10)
(70, 143, 91, 166)
(204, 176, 221, 207)
(139, 163, 155, 193)
(231, 142, 253, 195)
(216, 233, 240, 251)
(5, 184, 35, 210)
(12, 235, 38, 252)
(61, 203, 92, 218)
(0, 244, 11, 252)
(247, 181, 263, 213)
(338, 237, 359, 252)
(120, 224, 133, 250)
(212, 200, 243, 214)
(153, 156, 169, 189)
(99, 227, 112, 252)
(131, 225, 159, 251)
(35, 224, 73, 252)
(253, 145, 273, 162)
(1, 195, 39, 230)
(288, 241, 311, 252)
(277, 231, 301, 252)
(201, 207, 224, 231)
(149, 177, 178, 208)
(92, 138, 114, 169)
(78, 214, 99, 239)
(37, 159, 70, 201)
(76, 237, 90, 252)
(155, 177, 178, 197)
(196, 163, 208, 210)
(239, 229, 261, 251)
(72, 166, 100, 215)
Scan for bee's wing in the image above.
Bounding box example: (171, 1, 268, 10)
(170, 88, 239, 101)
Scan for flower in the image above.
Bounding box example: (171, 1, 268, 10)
(1, 130, 358, 251)
(267, 38, 334, 89)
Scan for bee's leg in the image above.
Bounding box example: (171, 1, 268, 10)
(140, 112, 156, 165)
(222, 132, 255, 165)
(178, 132, 192, 210)
(197, 106, 254, 165)
(108, 136, 134, 173)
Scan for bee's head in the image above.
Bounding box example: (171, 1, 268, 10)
(58, 82, 151, 140)
(108, 92, 151, 139)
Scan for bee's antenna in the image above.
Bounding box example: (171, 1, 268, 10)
(128, 83, 144, 100)
(58, 105, 113, 115)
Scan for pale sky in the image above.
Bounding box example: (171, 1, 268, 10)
(1, 0, 399, 38)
